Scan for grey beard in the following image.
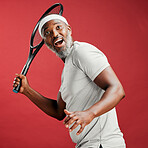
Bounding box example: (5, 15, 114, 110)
(45, 32, 73, 59)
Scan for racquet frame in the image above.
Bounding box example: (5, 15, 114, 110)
(13, 3, 63, 93)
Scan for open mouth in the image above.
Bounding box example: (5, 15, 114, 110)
(54, 38, 64, 47)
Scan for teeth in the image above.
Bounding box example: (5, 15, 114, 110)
(55, 39, 63, 44)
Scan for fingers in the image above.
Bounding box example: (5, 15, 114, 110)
(63, 110, 75, 127)
(15, 73, 25, 79)
(13, 73, 29, 94)
(69, 120, 81, 132)
(13, 80, 20, 87)
(63, 110, 92, 135)
(13, 73, 25, 88)
(13, 75, 21, 87)
(76, 124, 85, 135)
(63, 110, 86, 135)
(64, 115, 78, 128)
(65, 117, 86, 135)
(64, 109, 72, 115)
(64, 109, 74, 125)
(63, 116, 71, 125)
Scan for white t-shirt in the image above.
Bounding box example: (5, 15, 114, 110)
(60, 41, 125, 148)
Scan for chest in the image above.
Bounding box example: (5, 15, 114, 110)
(61, 58, 92, 96)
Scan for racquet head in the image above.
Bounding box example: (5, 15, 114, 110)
(30, 3, 63, 50)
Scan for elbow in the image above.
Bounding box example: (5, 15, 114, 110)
(111, 83, 125, 102)
(122, 91, 125, 99)
(118, 85, 125, 100)
(46, 114, 65, 121)
(45, 112, 65, 121)
(57, 117, 64, 121)
(120, 91, 125, 100)
(56, 114, 66, 121)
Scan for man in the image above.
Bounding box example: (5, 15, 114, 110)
(13, 14, 126, 148)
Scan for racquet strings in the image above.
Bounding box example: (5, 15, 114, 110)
(32, 5, 61, 48)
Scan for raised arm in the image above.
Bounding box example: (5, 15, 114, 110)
(13, 74, 66, 120)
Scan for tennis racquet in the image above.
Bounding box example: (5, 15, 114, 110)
(13, 3, 63, 93)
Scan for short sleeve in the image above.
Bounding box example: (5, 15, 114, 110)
(73, 43, 110, 81)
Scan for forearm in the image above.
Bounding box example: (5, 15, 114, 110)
(23, 86, 60, 119)
(87, 85, 125, 118)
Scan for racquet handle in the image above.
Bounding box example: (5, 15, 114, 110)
(13, 64, 29, 93)
(13, 78, 22, 93)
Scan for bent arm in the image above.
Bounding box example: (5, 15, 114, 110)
(63, 66, 125, 135)
(87, 66, 125, 117)
(24, 88, 66, 120)
(13, 74, 66, 120)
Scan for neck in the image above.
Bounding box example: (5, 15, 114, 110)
(61, 39, 74, 63)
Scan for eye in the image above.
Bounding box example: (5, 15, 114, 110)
(56, 25, 62, 30)
(44, 30, 50, 36)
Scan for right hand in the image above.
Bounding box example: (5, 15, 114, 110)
(13, 74, 30, 94)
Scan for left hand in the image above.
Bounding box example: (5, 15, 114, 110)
(63, 109, 95, 135)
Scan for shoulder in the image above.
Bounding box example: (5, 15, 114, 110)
(73, 41, 99, 52)
(72, 41, 106, 59)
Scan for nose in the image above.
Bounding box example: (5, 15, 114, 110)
(52, 29, 59, 37)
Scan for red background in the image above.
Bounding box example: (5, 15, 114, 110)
(0, 0, 147, 147)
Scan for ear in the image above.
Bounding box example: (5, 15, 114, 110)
(67, 25, 72, 35)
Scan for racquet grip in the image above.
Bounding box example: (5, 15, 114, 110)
(13, 78, 22, 93)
